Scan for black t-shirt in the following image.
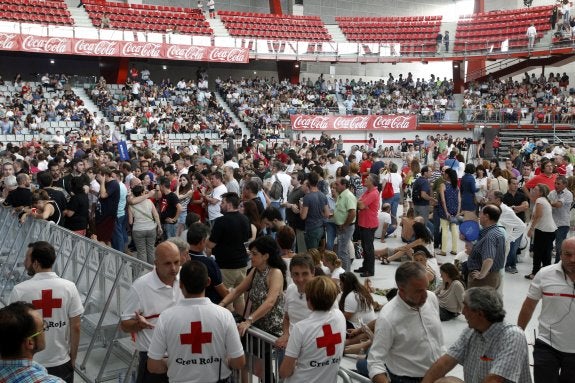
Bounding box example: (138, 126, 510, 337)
(286, 187, 305, 230)
(190, 252, 224, 304)
(43, 187, 68, 213)
(4, 187, 32, 208)
(252, 197, 264, 216)
(64, 193, 89, 231)
(502, 190, 529, 222)
(159, 192, 179, 223)
(209, 211, 251, 269)
(96, 180, 120, 222)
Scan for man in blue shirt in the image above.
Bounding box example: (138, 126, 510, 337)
(0, 301, 65, 382)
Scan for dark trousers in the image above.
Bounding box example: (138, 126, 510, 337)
(554, 226, 570, 263)
(387, 369, 422, 383)
(360, 227, 376, 274)
(137, 352, 168, 383)
(432, 207, 441, 248)
(47, 360, 74, 383)
(532, 229, 555, 275)
(534, 339, 575, 383)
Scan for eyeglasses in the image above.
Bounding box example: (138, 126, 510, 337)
(29, 320, 48, 339)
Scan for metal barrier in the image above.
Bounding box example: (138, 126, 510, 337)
(0, 206, 370, 383)
(0, 206, 152, 383)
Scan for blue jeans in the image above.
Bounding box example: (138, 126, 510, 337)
(555, 226, 569, 263)
(270, 200, 286, 221)
(325, 222, 337, 251)
(336, 224, 355, 271)
(111, 214, 128, 252)
(383, 192, 400, 219)
(505, 234, 523, 269)
(163, 222, 177, 239)
(305, 226, 324, 250)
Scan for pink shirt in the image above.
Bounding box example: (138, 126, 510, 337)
(358, 187, 380, 228)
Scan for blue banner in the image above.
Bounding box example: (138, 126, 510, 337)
(118, 140, 129, 161)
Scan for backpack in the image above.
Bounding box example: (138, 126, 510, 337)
(269, 175, 284, 200)
(412, 178, 422, 203)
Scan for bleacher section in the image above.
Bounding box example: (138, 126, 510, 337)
(218, 11, 331, 41)
(0, 0, 73, 25)
(83, 0, 212, 35)
(454, 5, 553, 53)
(336, 16, 442, 54)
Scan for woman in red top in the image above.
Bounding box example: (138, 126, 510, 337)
(356, 174, 381, 277)
(188, 172, 207, 223)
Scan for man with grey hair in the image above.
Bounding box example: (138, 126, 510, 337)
(167, 237, 190, 265)
(548, 175, 573, 263)
(369, 262, 444, 382)
(422, 287, 531, 383)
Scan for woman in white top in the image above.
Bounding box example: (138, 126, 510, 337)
(381, 162, 403, 220)
(323, 251, 345, 281)
(489, 167, 509, 194)
(338, 272, 377, 330)
(526, 183, 557, 280)
(474, 164, 490, 206)
(128, 185, 162, 263)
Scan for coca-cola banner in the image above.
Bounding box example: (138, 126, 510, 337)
(0, 33, 249, 63)
(290, 114, 417, 131)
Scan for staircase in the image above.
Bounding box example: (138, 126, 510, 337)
(325, 25, 347, 43)
(207, 17, 231, 38)
(72, 86, 114, 130)
(214, 92, 249, 136)
(498, 127, 575, 158)
(64, 0, 93, 28)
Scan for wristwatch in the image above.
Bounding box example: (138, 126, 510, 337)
(246, 316, 254, 324)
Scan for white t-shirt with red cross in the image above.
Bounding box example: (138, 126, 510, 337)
(147, 297, 244, 383)
(9, 272, 84, 367)
(284, 309, 346, 383)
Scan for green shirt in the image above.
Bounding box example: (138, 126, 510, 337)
(333, 188, 357, 225)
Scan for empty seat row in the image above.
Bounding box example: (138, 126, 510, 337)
(336, 15, 441, 22)
(0, 0, 66, 8)
(220, 15, 324, 26)
(219, 10, 320, 20)
(83, 0, 201, 14)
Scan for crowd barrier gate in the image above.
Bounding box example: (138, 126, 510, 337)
(0, 206, 370, 383)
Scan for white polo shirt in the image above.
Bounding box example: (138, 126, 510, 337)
(343, 292, 377, 329)
(284, 284, 312, 332)
(147, 297, 244, 383)
(9, 272, 84, 367)
(527, 262, 575, 353)
(121, 269, 182, 352)
(284, 309, 346, 383)
(207, 184, 227, 221)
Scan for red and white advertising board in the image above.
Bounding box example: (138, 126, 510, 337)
(290, 114, 417, 131)
(0, 33, 250, 63)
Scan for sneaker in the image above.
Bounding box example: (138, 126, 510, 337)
(505, 266, 518, 274)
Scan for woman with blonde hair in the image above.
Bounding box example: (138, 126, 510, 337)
(322, 250, 345, 281)
(525, 183, 557, 279)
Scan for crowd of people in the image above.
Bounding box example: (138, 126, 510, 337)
(1, 70, 575, 383)
(0, 68, 575, 383)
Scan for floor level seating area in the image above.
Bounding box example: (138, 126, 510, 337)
(454, 5, 553, 52)
(218, 10, 331, 41)
(0, 0, 72, 25)
(336, 15, 442, 54)
(83, 0, 212, 35)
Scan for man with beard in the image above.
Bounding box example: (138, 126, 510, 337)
(8, 241, 83, 383)
(368, 262, 444, 383)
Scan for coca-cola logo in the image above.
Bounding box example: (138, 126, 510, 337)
(334, 116, 369, 130)
(74, 40, 118, 56)
(292, 115, 330, 130)
(208, 47, 248, 63)
(372, 115, 414, 130)
(0, 33, 17, 50)
(166, 45, 205, 61)
(22, 36, 68, 54)
(121, 42, 162, 57)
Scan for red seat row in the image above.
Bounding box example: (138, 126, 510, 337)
(0, 0, 66, 8)
(83, 0, 201, 14)
(219, 10, 320, 21)
(336, 15, 441, 22)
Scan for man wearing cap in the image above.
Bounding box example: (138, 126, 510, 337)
(467, 204, 506, 289)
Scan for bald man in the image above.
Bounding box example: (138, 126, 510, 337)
(121, 241, 182, 383)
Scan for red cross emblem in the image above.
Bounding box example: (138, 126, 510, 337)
(180, 321, 212, 354)
(32, 289, 62, 318)
(316, 324, 342, 357)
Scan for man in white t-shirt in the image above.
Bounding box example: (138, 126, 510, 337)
(526, 23, 537, 50)
(204, 172, 227, 225)
(325, 153, 343, 182)
(9, 241, 84, 383)
(265, 161, 292, 221)
(147, 261, 245, 382)
(120, 241, 182, 383)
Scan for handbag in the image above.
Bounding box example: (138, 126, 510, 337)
(382, 175, 394, 199)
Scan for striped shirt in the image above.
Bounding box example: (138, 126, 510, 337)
(467, 224, 506, 272)
(447, 322, 532, 383)
(0, 359, 65, 383)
